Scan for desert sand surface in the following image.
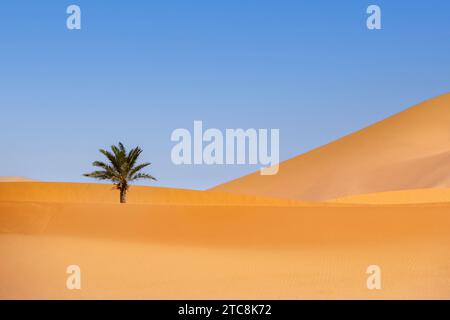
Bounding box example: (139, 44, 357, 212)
(330, 188, 450, 204)
(2, 94, 450, 299)
(212, 93, 450, 201)
(0, 177, 34, 182)
(0, 182, 304, 206)
(1, 182, 450, 299)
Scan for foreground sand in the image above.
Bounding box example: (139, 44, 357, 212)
(1, 184, 450, 299)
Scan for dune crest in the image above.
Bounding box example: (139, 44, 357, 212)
(0, 176, 34, 182)
(329, 188, 450, 205)
(212, 93, 450, 201)
(0, 182, 305, 206)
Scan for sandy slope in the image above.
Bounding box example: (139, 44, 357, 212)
(2, 94, 450, 299)
(0, 182, 304, 206)
(0, 177, 34, 182)
(330, 188, 450, 204)
(212, 93, 450, 201)
(1, 186, 450, 298)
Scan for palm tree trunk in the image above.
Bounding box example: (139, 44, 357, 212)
(119, 187, 127, 203)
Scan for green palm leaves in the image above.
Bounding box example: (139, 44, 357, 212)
(84, 142, 156, 203)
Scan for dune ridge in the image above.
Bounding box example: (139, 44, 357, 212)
(0, 176, 34, 182)
(212, 93, 450, 201)
(2, 94, 450, 299)
(329, 188, 450, 204)
(0, 182, 305, 206)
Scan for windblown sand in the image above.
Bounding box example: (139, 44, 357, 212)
(2, 94, 450, 299)
(329, 188, 450, 204)
(1, 183, 450, 299)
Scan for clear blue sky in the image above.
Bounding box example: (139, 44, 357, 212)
(1, 0, 449, 189)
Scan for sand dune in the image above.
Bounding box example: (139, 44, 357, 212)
(0, 176, 34, 182)
(2, 199, 450, 299)
(0, 182, 304, 206)
(2, 200, 449, 247)
(2, 94, 450, 299)
(330, 188, 450, 204)
(212, 93, 450, 200)
(1, 182, 450, 299)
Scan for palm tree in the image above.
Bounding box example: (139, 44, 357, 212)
(84, 142, 156, 203)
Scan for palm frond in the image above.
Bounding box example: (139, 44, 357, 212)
(84, 142, 156, 202)
(99, 149, 121, 172)
(83, 170, 114, 180)
(111, 144, 126, 162)
(118, 142, 126, 155)
(130, 172, 157, 181)
(127, 147, 143, 171)
(127, 162, 150, 179)
(92, 161, 112, 170)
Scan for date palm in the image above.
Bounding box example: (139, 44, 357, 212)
(84, 142, 156, 203)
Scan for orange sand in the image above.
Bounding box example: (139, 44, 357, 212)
(0, 177, 34, 182)
(1, 183, 450, 299)
(0, 182, 304, 206)
(2, 94, 450, 299)
(330, 188, 450, 204)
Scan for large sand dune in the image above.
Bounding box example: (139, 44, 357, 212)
(2, 95, 450, 299)
(212, 93, 450, 201)
(1, 182, 450, 299)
